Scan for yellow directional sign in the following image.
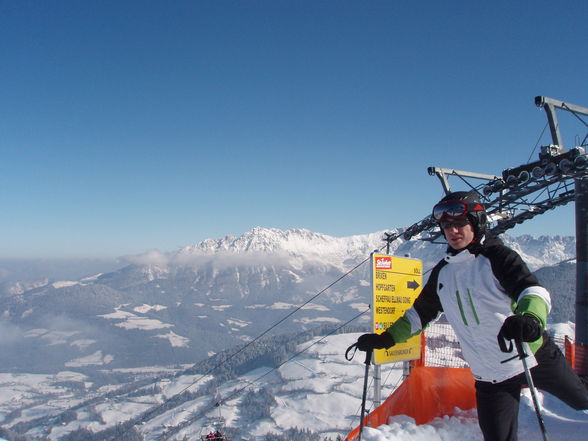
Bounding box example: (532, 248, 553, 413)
(372, 253, 422, 365)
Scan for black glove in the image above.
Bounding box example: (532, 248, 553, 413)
(356, 332, 395, 351)
(499, 314, 542, 342)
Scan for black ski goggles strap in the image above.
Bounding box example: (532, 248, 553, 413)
(432, 200, 485, 221)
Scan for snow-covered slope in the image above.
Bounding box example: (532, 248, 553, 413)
(2, 328, 586, 441)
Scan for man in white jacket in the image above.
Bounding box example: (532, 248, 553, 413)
(356, 190, 588, 441)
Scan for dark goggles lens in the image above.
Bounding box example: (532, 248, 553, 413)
(432, 200, 468, 220)
(440, 218, 470, 230)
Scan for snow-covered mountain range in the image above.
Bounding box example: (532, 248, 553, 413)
(0, 227, 577, 374)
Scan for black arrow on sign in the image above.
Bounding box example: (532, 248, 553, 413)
(407, 280, 420, 290)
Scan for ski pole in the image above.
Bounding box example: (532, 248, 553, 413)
(345, 343, 373, 441)
(358, 348, 373, 441)
(515, 338, 549, 441)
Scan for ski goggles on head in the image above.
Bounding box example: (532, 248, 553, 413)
(432, 200, 485, 221)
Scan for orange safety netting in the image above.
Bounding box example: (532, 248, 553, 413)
(344, 366, 476, 441)
(565, 337, 588, 376)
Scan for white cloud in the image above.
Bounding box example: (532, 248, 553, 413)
(123, 249, 170, 267)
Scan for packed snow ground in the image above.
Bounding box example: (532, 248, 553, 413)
(348, 323, 588, 441)
(361, 393, 588, 441)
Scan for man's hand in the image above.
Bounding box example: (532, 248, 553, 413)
(499, 314, 542, 342)
(356, 332, 395, 351)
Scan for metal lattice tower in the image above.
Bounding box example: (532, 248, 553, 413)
(384, 96, 588, 373)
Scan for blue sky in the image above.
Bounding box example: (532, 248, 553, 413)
(1, 1, 587, 258)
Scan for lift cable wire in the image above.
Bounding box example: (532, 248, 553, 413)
(216, 307, 370, 409)
(527, 122, 549, 164)
(133, 308, 371, 441)
(455, 171, 479, 193)
(345, 362, 407, 436)
(349, 370, 377, 433)
(130, 236, 427, 439)
(562, 103, 588, 129)
(347, 352, 410, 434)
(114, 245, 390, 438)
(156, 307, 373, 441)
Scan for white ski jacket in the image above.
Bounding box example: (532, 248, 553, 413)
(389, 236, 551, 383)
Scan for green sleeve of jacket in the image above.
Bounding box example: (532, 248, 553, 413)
(515, 294, 549, 329)
(515, 294, 550, 353)
(387, 316, 421, 343)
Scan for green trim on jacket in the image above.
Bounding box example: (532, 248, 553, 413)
(514, 294, 550, 353)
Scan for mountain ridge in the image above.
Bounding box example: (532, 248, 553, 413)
(0, 227, 577, 373)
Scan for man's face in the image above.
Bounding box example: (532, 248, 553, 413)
(440, 219, 475, 250)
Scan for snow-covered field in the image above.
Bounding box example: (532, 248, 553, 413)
(1, 329, 587, 440)
(361, 390, 588, 441)
(135, 333, 407, 441)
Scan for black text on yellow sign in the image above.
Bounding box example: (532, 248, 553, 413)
(372, 254, 422, 364)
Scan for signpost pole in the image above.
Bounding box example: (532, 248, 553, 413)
(402, 361, 411, 380)
(373, 364, 381, 408)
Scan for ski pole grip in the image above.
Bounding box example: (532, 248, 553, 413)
(499, 330, 522, 364)
(364, 348, 373, 365)
(515, 338, 528, 359)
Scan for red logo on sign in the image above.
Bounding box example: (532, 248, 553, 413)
(376, 256, 392, 269)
